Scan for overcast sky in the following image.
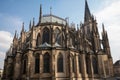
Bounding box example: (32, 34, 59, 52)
(0, 0, 120, 69)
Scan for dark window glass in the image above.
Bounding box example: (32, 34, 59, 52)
(43, 53, 50, 73)
(86, 56, 90, 74)
(23, 59, 26, 74)
(42, 28, 50, 44)
(35, 57, 40, 73)
(36, 33, 41, 46)
(72, 57, 75, 73)
(57, 53, 63, 72)
(92, 58, 98, 74)
(78, 56, 81, 73)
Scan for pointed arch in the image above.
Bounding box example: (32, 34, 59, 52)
(43, 52, 50, 73)
(55, 28, 62, 45)
(92, 57, 98, 74)
(42, 27, 50, 44)
(35, 53, 40, 73)
(57, 53, 64, 72)
(36, 33, 41, 46)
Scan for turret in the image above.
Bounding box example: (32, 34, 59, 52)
(29, 20, 31, 30)
(13, 30, 18, 47)
(21, 22, 25, 43)
(13, 30, 17, 40)
(102, 24, 111, 57)
(13, 30, 18, 54)
(30, 18, 36, 48)
(21, 22, 24, 32)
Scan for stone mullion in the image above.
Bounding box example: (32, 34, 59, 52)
(70, 55, 72, 80)
(52, 50, 56, 80)
(39, 53, 42, 79)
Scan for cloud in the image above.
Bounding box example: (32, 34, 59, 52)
(95, 0, 120, 62)
(0, 31, 13, 69)
(0, 31, 13, 51)
(0, 51, 6, 69)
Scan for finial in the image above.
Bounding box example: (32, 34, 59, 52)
(14, 30, 17, 38)
(29, 20, 31, 30)
(39, 4, 42, 23)
(22, 22, 24, 32)
(77, 24, 79, 30)
(33, 18, 35, 26)
(102, 23, 105, 32)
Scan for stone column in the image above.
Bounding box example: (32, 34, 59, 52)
(13, 52, 21, 79)
(69, 54, 73, 80)
(75, 54, 79, 80)
(52, 50, 56, 80)
(89, 55, 94, 80)
(27, 50, 33, 80)
(81, 53, 88, 80)
(40, 52, 43, 79)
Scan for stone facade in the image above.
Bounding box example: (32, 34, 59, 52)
(2, 0, 114, 80)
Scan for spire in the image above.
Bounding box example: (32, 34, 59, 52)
(29, 20, 31, 30)
(39, 4, 42, 23)
(22, 22, 24, 32)
(14, 30, 17, 39)
(84, 0, 91, 22)
(32, 18, 35, 26)
(102, 23, 106, 34)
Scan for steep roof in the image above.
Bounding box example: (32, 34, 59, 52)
(114, 60, 120, 66)
(41, 14, 66, 25)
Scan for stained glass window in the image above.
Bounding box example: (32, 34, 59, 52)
(43, 53, 50, 73)
(42, 28, 50, 44)
(57, 53, 63, 72)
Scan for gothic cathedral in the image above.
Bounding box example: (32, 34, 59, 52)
(2, 0, 113, 80)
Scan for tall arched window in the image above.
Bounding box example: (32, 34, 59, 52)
(55, 28, 62, 45)
(35, 54, 40, 73)
(86, 55, 90, 74)
(42, 28, 50, 44)
(57, 53, 64, 72)
(23, 55, 27, 74)
(92, 57, 98, 74)
(78, 55, 81, 73)
(43, 53, 50, 73)
(36, 33, 41, 46)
